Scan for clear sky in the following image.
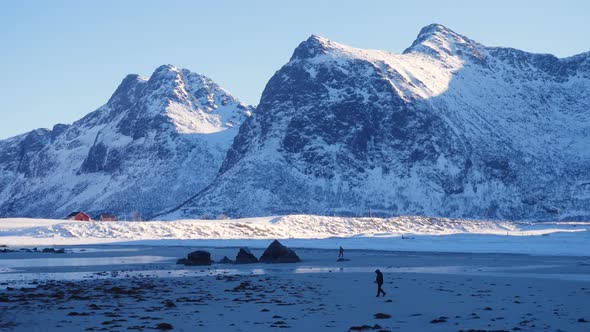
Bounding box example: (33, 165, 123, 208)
(0, 0, 588, 139)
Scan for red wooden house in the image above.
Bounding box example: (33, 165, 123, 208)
(65, 211, 91, 221)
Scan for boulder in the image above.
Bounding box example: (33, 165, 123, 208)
(259, 240, 300, 263)
(41, 247, 66, 253)
(177, 250, 211, 266)
(155, 322, 173, 330)
(218, 256, 234, 264)
(235, 248, 258, 264)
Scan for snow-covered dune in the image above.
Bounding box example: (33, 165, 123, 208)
(1, 215, 588, 255)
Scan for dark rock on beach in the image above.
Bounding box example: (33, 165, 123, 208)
(259, 240, 300, 263)
(218, 256, 234, 264)
(155, 322, 173, 330)
(235, 248, 258, 264)
(177, 250, 211, 266)
(348, 324, 382, 331)
(374, 313, 391, 319)
(42, 248, 66, 253)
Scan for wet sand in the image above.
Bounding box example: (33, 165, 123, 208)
(1, 246, 590, 331)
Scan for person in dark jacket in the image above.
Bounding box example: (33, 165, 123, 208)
(375, 269, 386, 297)
(338, 246, 344, 258)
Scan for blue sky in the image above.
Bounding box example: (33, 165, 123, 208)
(0, 0, 588, 139)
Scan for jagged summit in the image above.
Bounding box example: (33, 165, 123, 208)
(403, 23, 485, 61)
(289, 25, 486, 67)
(290, 34, 339, 61)
(292, 24, 587, 69)
(106, 74, 146, 110)
(106, 64, 252, 135)
(411, 23, 469, 44)
(0, 65, 254, 219)
(152, 63, 179, 75)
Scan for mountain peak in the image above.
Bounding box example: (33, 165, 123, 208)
(142, 64, 189, 104)
(153, 63, 180, 74)
(404, 23, 485, 61)
(307, 34, 331, 44)
(107, 66, 185, 112)
(107, 73, 147, 110)
(290, 34, 336, 61)
(149, 64, 184, 83)
(124, 65, 253, 135)
(415, 23, 457, 40)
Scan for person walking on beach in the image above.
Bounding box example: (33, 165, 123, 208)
(375, 269, 386, 297)
(338, 246, 344, 258)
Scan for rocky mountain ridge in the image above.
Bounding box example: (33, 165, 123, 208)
(0, 65, 253, 219)
(1, 24, 589, 221)
(165, 24, 590, 221)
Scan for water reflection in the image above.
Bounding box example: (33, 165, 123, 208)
(0, 253, 587, 290)
(293, 265, 581, 281)
(0, 255, 173, 268)
(68, 248, 143, 253)
(0, 267, 268, 289)
(294, 266, 465, 274)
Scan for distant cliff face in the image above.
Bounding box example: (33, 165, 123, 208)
(0, 65, 253, 219)
(168, 24, 590, 221)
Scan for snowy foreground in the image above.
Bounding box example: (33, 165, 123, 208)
(1, 215, 589, 255)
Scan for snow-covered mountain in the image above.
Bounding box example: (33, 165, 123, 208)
(166, 24, 590, 221)
(0, 65, 253, 219)
(2, 24, 589, 221)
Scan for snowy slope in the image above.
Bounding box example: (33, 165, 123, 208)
(1, 216, 588, 255)
(0, 65, 253, 219)
(169, 24, 590, 221)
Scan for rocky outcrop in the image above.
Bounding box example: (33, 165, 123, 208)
(41, 248, 66, 254)
(235, 248, 258, 264)
(259, 240, 301, 263)
(218, 256, 234, 264)
(177, 250, 212, 266)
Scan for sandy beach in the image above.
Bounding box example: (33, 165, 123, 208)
(1, 245, 589, 331)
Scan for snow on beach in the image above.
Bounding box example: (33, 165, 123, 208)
(1, 215, 588, 255)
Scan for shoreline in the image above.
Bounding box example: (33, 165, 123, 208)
(2, 232, 590, 257)
(2, 216, 589, 257)
(1, 246, 589, 331)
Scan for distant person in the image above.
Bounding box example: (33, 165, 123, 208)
(338, 246, 344, 258)
(375, 269, 386, 297)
